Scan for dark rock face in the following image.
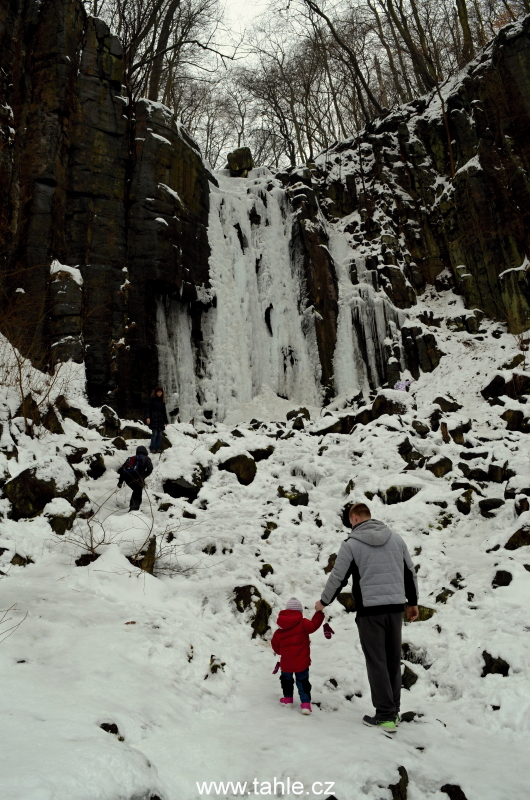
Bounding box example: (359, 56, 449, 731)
(0, 0, 210, 419)
(314, 17, 530, 332)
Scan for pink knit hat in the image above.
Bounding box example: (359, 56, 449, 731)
(286, 597, 303, 612)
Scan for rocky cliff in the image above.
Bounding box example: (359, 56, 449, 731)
(314, 16, 530, 332)
(0, 0, 211, 416)
(1, 0, 529, 420)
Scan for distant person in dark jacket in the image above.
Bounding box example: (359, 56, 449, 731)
(315, 502, 418, 734)
(146, 386, 168, 454)
(117, 445, 153, 512)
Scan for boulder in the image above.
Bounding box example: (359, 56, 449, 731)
(398, 437, 425, 467)
(226, 147, 254, 177)
(219, 454, 256, 485)
(425, 456, 452, 477)
(86, 453, 106, 480)
(64, 445, 88, 465)
(459, 462, 489, 482)
(402, 665, 418, 689)
(55, 395, 88, 427)
(286, 407, 310, 421)
(504, 527, 530, 549)
(456, 487, 474, 515)
(372, 390, 409, 418)
(233, 585, 271, 638)
(515, 495, 529, 516)
(310, 418, 343, 436)
(481, 371, 530, 400)
(401, 324, 443, 379)
(112, 436, 127, 450)
(337, 593, 356, 612)
(436, 587, 454, 603)
(323, 553, 337, 574)
(248, 445, 274, 462)
(433, 396, 462, 413)
(259, 563, 273, 578)
(379, 485, 422, 504)
(163, 466, 209, 502)
(481, 651, 509, 677)
(98, 405, 120, 437)
(441, 785, 469, 800)
(15, 394, 41, 429)
(447, 418, 472, 444)
(388, 766, 409, 800)
(411, 419, 430, 436)
(261, 521, 277, 540)
(121, 424, 150, 440)
(11, 553, 34, 566)
(278, 485, 309, 506)
(209, 439, 229, 454)
(44, 498, 76, 535)
(41, 405, 64, 434)
(412, 605, 436, 621)
(4, 461, 78, 519)
(492, 569, 512, 588)
(479, 498, 504, 518)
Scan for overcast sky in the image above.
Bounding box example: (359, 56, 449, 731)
(224, 0, 270, 33)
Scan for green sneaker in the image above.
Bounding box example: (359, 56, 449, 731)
(395, 714, 401, 726)
(363, 715, 397, 732)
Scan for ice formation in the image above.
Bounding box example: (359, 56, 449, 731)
(157, 170, 410, 422)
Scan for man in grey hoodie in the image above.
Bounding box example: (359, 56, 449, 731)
(315, 502, 418, 733)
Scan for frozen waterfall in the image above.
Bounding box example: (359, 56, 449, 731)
(157, 168, 409, 422)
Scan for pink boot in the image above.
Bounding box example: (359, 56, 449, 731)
(279, 697, 293, 708)
(300, 703, 312, 715)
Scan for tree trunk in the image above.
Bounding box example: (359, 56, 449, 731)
(455, 0, 475, 66)
(147, 0, 181, 102)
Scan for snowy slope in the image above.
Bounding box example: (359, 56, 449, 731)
(0, 292, 529, 800)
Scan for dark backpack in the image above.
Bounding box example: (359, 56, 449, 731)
(122, 455, 146, 478)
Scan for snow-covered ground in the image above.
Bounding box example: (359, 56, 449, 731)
(0, 291, 529, 800)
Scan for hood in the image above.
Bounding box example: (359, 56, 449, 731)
(276, 609, 303, 630)
(349, 519, 392, 546)
(136, 445, 148, 456)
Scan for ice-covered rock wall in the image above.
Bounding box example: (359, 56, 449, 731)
(156, 169, 415, 422)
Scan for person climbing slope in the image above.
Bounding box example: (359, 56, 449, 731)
(146, 386, 168, 454)
(117, 445, 153, 512)
(271, 597, 324, 715)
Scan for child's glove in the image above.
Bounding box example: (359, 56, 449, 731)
(272, 661, 281, 674)
(323, 622, 335, 639)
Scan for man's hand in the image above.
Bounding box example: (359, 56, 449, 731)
(406, 605, 419, 622)
(315, 600, 325, 612)
(146, 418, 150, 425)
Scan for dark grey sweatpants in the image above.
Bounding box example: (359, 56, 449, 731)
(356, 612, 402, 721)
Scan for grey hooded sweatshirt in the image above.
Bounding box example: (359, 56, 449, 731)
(321, 519, 418, 616)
